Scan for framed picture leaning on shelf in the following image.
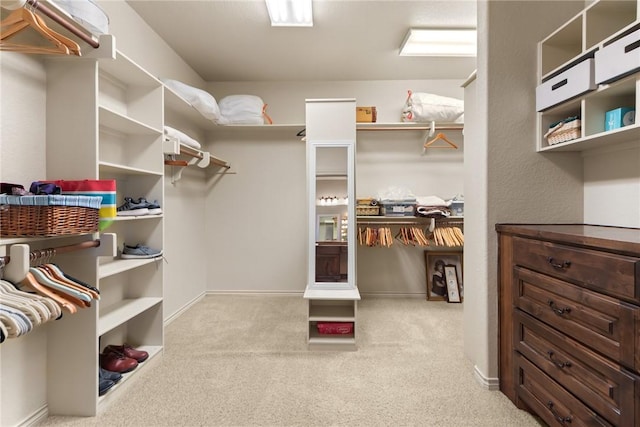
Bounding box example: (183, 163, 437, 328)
(425, 251, 463, 302)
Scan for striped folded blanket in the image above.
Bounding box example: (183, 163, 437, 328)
(0, 194, 102, 209)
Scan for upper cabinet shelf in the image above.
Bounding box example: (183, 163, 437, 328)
(540, 0, 638, 79)
(536, 0, 639, 153)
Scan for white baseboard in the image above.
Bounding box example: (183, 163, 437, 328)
(164, 292, 206, 326)
(17, 404, 47, 427)
(473, 365, 500, 390)
(205, 290, 303, 297)
(359, 292, 425, 299)
(205, 290, 426, 299)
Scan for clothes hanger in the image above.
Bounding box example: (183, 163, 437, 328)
(0, 7, 71, 55)
(0, 281, 57, 322)
(19, 271, 77, 314)
(31, 9, 81, 55)
(30, 267, 91, 306)
(43, 264, 99, 300)
(423, 132, 458, 150)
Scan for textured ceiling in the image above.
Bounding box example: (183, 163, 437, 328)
(127, 0, 478, 82)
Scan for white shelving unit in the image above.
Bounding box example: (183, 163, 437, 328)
(305, 289, 359, 350)
(44, 47, 165, 416)
(304, 99, 360, 351)
(536, 0, 639, 152)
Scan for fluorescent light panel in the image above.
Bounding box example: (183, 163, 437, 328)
(400, 28, 477, 57)
(265, 0, 313, 27)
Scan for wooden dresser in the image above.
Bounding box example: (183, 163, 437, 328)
(496, 224, 640, 427)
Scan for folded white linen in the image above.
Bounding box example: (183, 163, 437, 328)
(164, 126, 201, 150)
(416, 195, 448, 207)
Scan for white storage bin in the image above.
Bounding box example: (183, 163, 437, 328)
(595, 28, 640, 85)
(536, 59, 596, 111)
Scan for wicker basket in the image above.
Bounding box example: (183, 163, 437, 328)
(356, 205, 380, 216)
(545, 119, 581, 145)
(0, 196, 100, 237)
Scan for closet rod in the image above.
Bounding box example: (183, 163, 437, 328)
(180, 145, 230, 169)
(26, 0, 99, 48)
(1, 239, 100, 264)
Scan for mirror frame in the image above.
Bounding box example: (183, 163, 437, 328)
(307, 140, 356, 290)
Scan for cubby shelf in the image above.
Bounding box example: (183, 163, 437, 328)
(537, 1, 639, 153)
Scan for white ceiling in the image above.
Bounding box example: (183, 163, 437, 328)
(127, 0, 478, 82)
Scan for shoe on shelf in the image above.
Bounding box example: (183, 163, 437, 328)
(121, 243, 163, 259)
(136, 198, 162, 215)
(99, 351, 138, 373)
(99, 367, 123, 383)
(104, 343, 149, 363)
(99, 378, 115, 396)
(117, 197, 150, 216)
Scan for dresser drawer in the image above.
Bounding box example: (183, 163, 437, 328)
(516, 353, 613, 427)
(515, 310, 640, 426)
(512, 236, 640, 303)
(514, 266, 640, 371)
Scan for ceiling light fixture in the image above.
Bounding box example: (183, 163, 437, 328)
(265, 0, 313, 27)
(399, 28, 477, 57)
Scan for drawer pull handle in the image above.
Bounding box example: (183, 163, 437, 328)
(547, 351, 572, 369)
(625, 39, 640, 54)
(551, 79, 568, 91)
(547, 401, 572, 424)
(547, 300, 571, 315)
(547, 257, 571, 269)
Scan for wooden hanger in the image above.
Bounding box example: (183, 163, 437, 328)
(0, 7, 77, 55)
(32, 10, 81, 55)
(423, 132, 458, 150)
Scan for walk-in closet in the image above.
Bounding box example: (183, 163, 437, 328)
(2, 1, 639, 426)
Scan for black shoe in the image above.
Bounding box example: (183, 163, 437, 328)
(100, 367, 123, 383)
(99, 378, 115, 396)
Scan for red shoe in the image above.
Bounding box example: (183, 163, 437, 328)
(99, 351, 138, 373)
(104, 343, 149, 363)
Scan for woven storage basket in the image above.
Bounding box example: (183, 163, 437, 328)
(356, 205, 380, 216)
(0, 195, 100, 237)
(545, 119, 581, 145)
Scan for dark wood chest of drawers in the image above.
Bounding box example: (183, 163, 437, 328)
(496, 224, 640, 427)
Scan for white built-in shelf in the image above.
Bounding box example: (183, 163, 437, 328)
(99, 258, 162, 279)
(98, 297, 162, 335)
(99, 107, 162, 135)
(308, 330, 355, 344)
(99, 161, 163, 176)
(356, 122, 463, 131)
(303, 287, 361, 301)
(97, 345, 162, 404)
(112, 214, 163, 221)
(539, 124, 640, 152)
(99, 51, 161, 86)
(308, 304, 355, 321)
(356, 215, 463, 222)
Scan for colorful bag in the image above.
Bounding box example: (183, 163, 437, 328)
(44, 179, 116, 231)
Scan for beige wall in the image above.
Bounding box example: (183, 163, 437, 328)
(466, 0, 586, 387)
(205, 80, 465, 296)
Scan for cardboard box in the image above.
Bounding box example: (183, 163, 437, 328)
(605, 107, 635, 131)
(356, 106, 377, 123)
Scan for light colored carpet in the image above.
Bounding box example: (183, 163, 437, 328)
(41, 295, 544, 427)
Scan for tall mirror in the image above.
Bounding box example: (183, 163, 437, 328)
(308, 142, 355, 289)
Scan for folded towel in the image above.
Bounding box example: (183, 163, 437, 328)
(416, 195, 448, 207)
(164, 126, 202, 150)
